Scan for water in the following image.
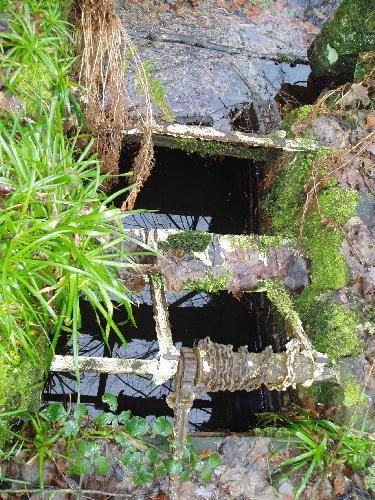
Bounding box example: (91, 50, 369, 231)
(44, 145, 288, 432)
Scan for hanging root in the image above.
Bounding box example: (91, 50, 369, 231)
(75, 0, 154, 199)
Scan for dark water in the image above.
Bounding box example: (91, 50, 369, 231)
(44, 146, 287, 432)
(118, 146, 260, 235)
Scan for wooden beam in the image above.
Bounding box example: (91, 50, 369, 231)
(123, 123, 322, 159)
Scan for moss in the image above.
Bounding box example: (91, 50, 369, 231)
(318, 187, 359, 224)
(149, 272, 166, 288)
(262, 279, 301, 331)
(0, 340, 46, 447)
(281, 105, 313, 138)
(265, 150, 329, 239)
(172, 137, 275, 161)
(343, 381, 368, 408)
(159, 231, 211, 254)
(308, 0, 375, 81)
(184, 271, 232, 293)
(354, 51, 375, 81)
(303, 301, 362, 360)
(228, 234, 288, 252)
(306, 381, 344, 406)
(253, 426, 290, 437)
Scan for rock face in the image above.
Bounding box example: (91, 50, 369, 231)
(308, 0, 375, 82)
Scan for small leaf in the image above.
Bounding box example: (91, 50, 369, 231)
(121, 449, 143, 468)
(40, 403, 66, 422)
(61, 420, 79, 437)
(207, 452, 221, 469)
(114, 433, 130, 449)
(69, 455, 91, 476)
(126, 416, 149, 437)
(199, 467, 213, 481)
(118, 410, 132, 424)
(95, 412, 115, 427)
(102, 393, 118, 412)
(133, 465, 154, 484)
(152, 417, 173, 437)
(94, 455, 110, 475)
(74, 440, 100, 458)
(180, 470, 190, 481)
(164, 459, 183, 475)
(146, 447, 159, 464)
(75, 404, 88, 419)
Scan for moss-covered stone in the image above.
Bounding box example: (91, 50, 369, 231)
(354, 50, 375, 81)
(281, 105, 313, 138)
(343, 381, 368, 407)
(228, 234, 287, 252)
(304, 301, 362, 360)
(265, 147, 360, 360)
(159, 231, 211, 254)
(184, 271, 232, 293)
(308, 0, 375, 82)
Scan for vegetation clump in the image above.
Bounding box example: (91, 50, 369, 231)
(343, 381, 368, 408)
(303, 301, 361, 360)
(1, 394, 220, 489)
(184, 271, 232, 293)
(264, 147, 360, 360)
(159, 231, 211, 253)
(259, 410, 374, 499)
(281, 105, 313, 137)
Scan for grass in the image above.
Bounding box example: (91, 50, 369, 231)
(0, 0, 149, 440)
(259, 411, 374, 499)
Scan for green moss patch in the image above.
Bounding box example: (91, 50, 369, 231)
(281, 105, 313, 138)
(184, 271, 232, 293)
(343, 381, 368, 408)
(159, 231, 211, 253)
(264, 147, 360, 360)
(304, 301, 361, 360)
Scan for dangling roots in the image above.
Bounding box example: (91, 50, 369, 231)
(75, 0, 154, 206)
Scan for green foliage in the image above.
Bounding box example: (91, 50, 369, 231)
(0, 1, 79, 116)
(265, 148, 360, 359)
(343, 382, 368, 408)
(140, 61, 174, 121)
(302, 301, 361, 360)
(281, 105, 313, 137)
(184, 271, 232, 293)
(228, 234, 287, 252)
(173, 137, 274, 161)
(1, 394, 221, 488)
(318, 187, 359, 224)
(262, 279, 301, 331)
(258, 411, 374, 499)
(159, 231, 211, 254)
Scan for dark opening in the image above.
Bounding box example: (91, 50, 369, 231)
(43, 145, 286, 432)
(117, 146, 260, 234)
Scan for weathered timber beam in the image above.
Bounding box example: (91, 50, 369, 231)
(123, 123, 322, 158)
(120, 229, 309, 295)
(51, 356, 158, 376)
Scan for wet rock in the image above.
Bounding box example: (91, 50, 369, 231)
(312, 115, 350, 149)
(118, 0, 315, 129)
(308, 0, 375, 83)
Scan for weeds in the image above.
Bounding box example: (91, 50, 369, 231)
(258, 411, 374, 499)
(0, 394, 220, 489)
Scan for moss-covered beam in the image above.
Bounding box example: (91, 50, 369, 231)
(119, 229, 308, 295)
(123, 123, 324, 160)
